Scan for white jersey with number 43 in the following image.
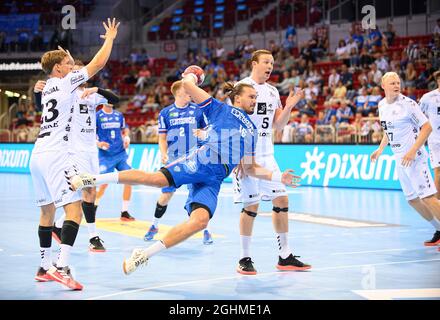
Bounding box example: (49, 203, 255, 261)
(237, 77, 281, 157)
(72, 88, 108, 153)
(419, 89, 440, 146)
(378, 94, 428, 160)
(33, 67, 89, 153)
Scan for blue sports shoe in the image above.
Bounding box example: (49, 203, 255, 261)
(203, 229, 213, 245)
(144, 225, 159, 241)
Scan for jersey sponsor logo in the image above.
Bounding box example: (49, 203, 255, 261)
(42, 86, 60, 96)
(248, 193, 259, 198)
(65, 124, 71, 132)
(189, 110, 195, 115)
(40, 122, 58, 131)
(70, 74, 85, 86)
(272, 189, 286, 193)
(101, 122, 121, 129)
(259, 132, 271, 137)
(391, 144, 401, 148)
(169, 117, 196, 126)
(231, 108, 255, 133)
(170, 112, 179, 118)
(79, 104, 88, 114)
(257, 103, 267, 115)
(81, 128, 95, 133)
(380, 121, 387, 130)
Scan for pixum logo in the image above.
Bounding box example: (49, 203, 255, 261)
(300, 147, 398, 187)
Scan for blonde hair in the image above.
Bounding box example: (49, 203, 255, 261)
(248, 49, 272, 69)
(171, 80, 183, 97)
(40, 50, 68, 74)
(381, 72, 400, 85)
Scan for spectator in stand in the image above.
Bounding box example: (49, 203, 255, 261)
(304, 80, 319, 101)
(323, 104, 337, 124)
(335, 39, 350, 64)
(282, 34, 296, 53)
(285, 25, 297, 39)
(354, 87, 369, 115)
(389, 52, 401, 72)
(416, 61, 436, 89)
(366, 27, 383, 50)
(316, 111, 326, 125)
(407, 86, 417, 101)
(359, 46, 374, 69)
(368, 63, 383, 85)
(366, 86, 382, 115)
(434, 18, 440, 36)
(123, 65, 138, 84)
(135, 65, 152, 92)
(340, 63, 353, 90)
(329, 114, 339, 131)
(383, 23, 396, 47)
(403, 62, 417, 88)
(328, 68, 340, 91)
(296, 114, 314, 143)
(375, 54, 390, 73)
(349, 46, 360, 68)
(351, 30, 364, 50)
(142, 90, 159, 113)
(336, 100, 353, 123)
(132, 90, 147, 110)
(276, 70, 294, 95)
(215, 42, 225, 59)
(404, 40, 420, 62)
(326, 80, 347, 106)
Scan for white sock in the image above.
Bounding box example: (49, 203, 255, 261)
(95, 172, 119, 185)
(276, 232, 292, 259)
(204, 225, 210, 233)
(57, 244, 72, 268)
(429, 217, 440, 231)
(152, 217, 160, 227)
(143, 240, 166, 258)
(40, 247, 52, 270)
(87, 223, 98, 239)
(122, 200, 130, 212)
(240, 235, 252, 259)
(55, 214, 65, 228)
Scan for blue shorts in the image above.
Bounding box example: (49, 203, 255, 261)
(161, 149, 229, 218)
(99, 152, 131, 174)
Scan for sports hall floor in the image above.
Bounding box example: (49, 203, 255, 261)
(0, 173, 439, 300)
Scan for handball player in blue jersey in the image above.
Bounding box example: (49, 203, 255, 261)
(69, 67, 300, 275)
(95, 102, 136, 221)
(143, 80, 214, 244)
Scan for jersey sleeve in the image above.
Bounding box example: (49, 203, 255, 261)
(62, 67, 89, 93)
(407, 99, 428, 127)
(90, 93, 108, 108)
(197, 97, 224, 119)
(418, 95, 429, 115)
(196, 108, 208, 128)
(274, 88, 282, 109)
(244, 127, 258, 156)
(158, 109, 168, 134)
(120, 113, 127, 129)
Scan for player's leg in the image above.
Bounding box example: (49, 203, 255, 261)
(144, 189, 175, 241)
(30, 152, 56, 282)
(82, 187, 105, 252)
(114, 156, 136, 221)
(47, 200, 84, 290)
(36, 203, 56, 282)
(271, 195, 311, 271)
(401, 160, 440, 246)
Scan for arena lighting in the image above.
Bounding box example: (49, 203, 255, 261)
(4, 90, 14, 97)
(21, 95, 27, 99)
(13, 93, 20, 98)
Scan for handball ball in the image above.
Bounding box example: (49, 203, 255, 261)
(183, 65, 205, 86)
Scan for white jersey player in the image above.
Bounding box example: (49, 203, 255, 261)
(29, 18, 120, 290)
(371, 72, 440, 247)
(419, 71, 440, 198)
(233, 49, 311, 274)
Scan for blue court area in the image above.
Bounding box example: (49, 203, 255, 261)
(0, 173, 439, 300)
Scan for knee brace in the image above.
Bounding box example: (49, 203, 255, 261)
(242, 208, 257, 218)
(273, 207, 288, 213)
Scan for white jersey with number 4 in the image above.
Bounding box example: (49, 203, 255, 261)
(419, 89, 440, 145)
(72, 88, 107, 153)
(236, 77, 282, 158)
(33, 67, 89, 154)
(378, 94, 428, 160)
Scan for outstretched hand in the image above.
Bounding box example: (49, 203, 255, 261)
(100, 18, 120, 40)
(281, 169, 301, 188)
(285, 88, 305, 109)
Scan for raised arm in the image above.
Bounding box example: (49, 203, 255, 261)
(86, 18, 120, 78)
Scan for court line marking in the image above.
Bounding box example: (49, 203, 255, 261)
(353, 288, 440, 300)
(85, 258, 440, 300)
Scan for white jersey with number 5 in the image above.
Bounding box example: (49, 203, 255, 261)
(378, 94, 428, 160)
(72, 88, 107, 153)
(236, 77, 282, 158)
(419, 89, 440, 145)
(33, 67, 89, 153)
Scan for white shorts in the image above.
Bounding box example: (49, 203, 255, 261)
(396, 156, 437, 200)
(429, 143, 440, 169)
(233, 154, 287, 204)
(72, 151, 99, 175)
(30, 151, 82, 208)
